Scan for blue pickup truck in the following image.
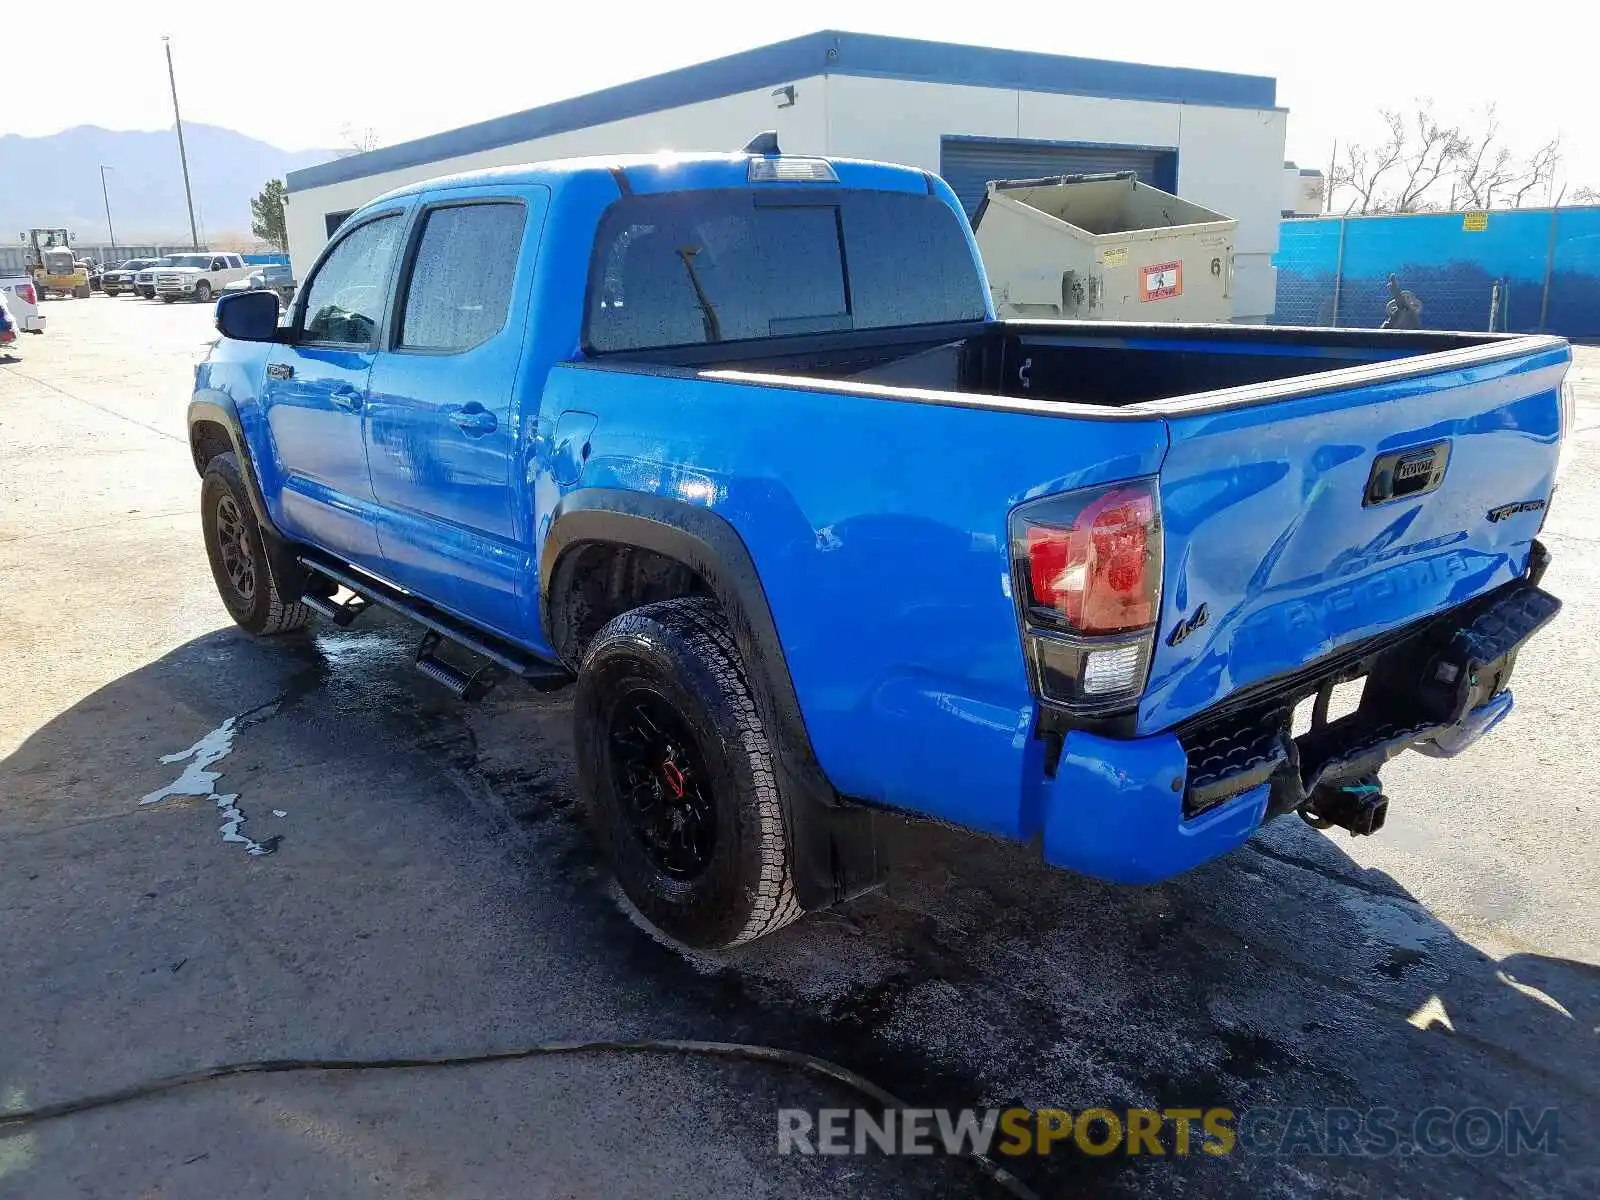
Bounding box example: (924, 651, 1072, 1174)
(190, 138, 1573, 948)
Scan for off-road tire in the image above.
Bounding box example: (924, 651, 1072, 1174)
(575, 596, 802, 949)
(200, 452, 311, 636)
(194, 281, 212, 303)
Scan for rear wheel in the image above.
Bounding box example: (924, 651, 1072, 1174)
(200, 452, 311, 636)
(575, 597, 802, 949)
(161, 295, 176, 304)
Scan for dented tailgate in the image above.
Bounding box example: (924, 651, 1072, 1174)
(1139, 337, 1570, 735)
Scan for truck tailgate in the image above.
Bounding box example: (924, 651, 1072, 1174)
(1140, 339, 1569, 734)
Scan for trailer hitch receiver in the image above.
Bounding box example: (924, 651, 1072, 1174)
(1299, 778, 1388, 837)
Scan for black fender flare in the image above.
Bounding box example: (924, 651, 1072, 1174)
(187, 396, 307, 594)
(540, 489, 889, 908)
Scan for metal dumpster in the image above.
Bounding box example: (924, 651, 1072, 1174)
(973, 171, 1237, 323)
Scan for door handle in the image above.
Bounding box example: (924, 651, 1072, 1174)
(329, 386, 364, 412)
(449, 406, 497, 435)
(266, 362, 293, 381)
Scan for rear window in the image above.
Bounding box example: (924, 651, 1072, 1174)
(398, 202, 527, 353)
(586, 188, 986, 353)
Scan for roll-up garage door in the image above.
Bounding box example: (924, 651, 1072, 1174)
(940, 138, 1174, 219)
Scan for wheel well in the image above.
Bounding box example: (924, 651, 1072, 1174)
(549, 541, 712, 670)
(189, 420, 234, 475)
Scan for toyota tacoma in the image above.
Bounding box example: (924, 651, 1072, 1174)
(187, 139, 1573, 949)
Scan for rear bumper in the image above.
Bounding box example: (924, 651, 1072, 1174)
(1036, 571, 1558, 884)
(1042, 729, 1269, 883)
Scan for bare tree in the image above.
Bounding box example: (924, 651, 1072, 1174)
(1453, 107, 1561, 208)
(334, 124, 381, 159)
(1507, 137, 1562, 207)
(1330, 110, 1407, 215)
(1574, 185, 1600, 205)
(1453, 105, 1519, 208)
(1334, 103, 1574, 213)
(1390, 106, 1470, 212)
(1331, 102, 1467, 214)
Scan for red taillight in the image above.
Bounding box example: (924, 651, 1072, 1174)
(1022, 485, 1158, 634)
(17, 283, 36, 306)
(1010, 479, 1162, 709)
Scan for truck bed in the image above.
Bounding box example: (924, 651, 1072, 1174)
(606, 319, 1541, 413)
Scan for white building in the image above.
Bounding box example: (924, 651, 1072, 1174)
(285, 31, 1288, 320)
(1282, 162, 1327, 217)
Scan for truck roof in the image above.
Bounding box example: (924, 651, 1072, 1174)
(368, 151, 938, 206)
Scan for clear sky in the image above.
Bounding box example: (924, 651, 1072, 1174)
(17, 0, 1598, 201)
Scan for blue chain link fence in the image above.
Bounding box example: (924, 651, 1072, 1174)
(1272, 206, 1600, 338)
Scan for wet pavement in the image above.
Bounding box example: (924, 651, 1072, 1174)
(1, 301, 1597, 1198)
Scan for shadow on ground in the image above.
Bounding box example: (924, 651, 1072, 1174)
(1, 616, 1595, 1198)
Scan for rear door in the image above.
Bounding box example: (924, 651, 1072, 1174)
(222, 254, 252, 286)
(365, 186, 547, 638)
(261, 206, 408, 565)
(1140, 340, 1569, 734)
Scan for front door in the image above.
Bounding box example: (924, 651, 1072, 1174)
(365, 189, 546, 638)
(262, 209, 407, 565)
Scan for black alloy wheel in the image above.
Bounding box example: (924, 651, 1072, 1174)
(606, 688, 717, 881)
(214, 493, 257, 603)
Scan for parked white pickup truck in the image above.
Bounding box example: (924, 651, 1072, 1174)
(154, 253, 254, 303)
(1, 276, 46, 336)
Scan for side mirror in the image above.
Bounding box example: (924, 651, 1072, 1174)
(215, 290, 280, 342)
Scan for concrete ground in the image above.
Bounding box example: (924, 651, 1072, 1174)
(1, 299, 1596, 1199)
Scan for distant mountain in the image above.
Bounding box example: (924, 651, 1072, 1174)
(0, 123, 336, 245)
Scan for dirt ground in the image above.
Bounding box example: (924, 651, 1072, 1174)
(1, 298, 1596, 1199)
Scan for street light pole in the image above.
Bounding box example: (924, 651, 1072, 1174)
(162, 35, 200, 250)
(99, 165, 117, 260)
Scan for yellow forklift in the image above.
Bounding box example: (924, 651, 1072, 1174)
(23, 229, 92, 299)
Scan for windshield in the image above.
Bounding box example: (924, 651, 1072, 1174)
(586, 188, 987, 353)
(168, 254, 212, 268)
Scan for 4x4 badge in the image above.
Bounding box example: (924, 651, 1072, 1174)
(1167, 603, 1210, 647)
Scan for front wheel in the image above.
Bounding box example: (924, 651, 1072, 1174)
(194, 281, 212, 303)
(200, 452, 311, 636)
(574, 597, 802, 949)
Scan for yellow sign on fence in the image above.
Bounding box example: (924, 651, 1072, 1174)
(1463, 212, 1489, 232)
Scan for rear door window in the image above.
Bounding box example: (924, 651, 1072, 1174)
(397, 202, 527, 353)
(587, 189, 986, 353)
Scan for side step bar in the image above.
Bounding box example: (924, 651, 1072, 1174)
(415, 630, 501, 701)
(296, 553, 572, 694)
(301, 589, 370, 627)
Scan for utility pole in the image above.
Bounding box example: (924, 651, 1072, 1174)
(99, 165, 117, 260)
(162, 36, 200, 249)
